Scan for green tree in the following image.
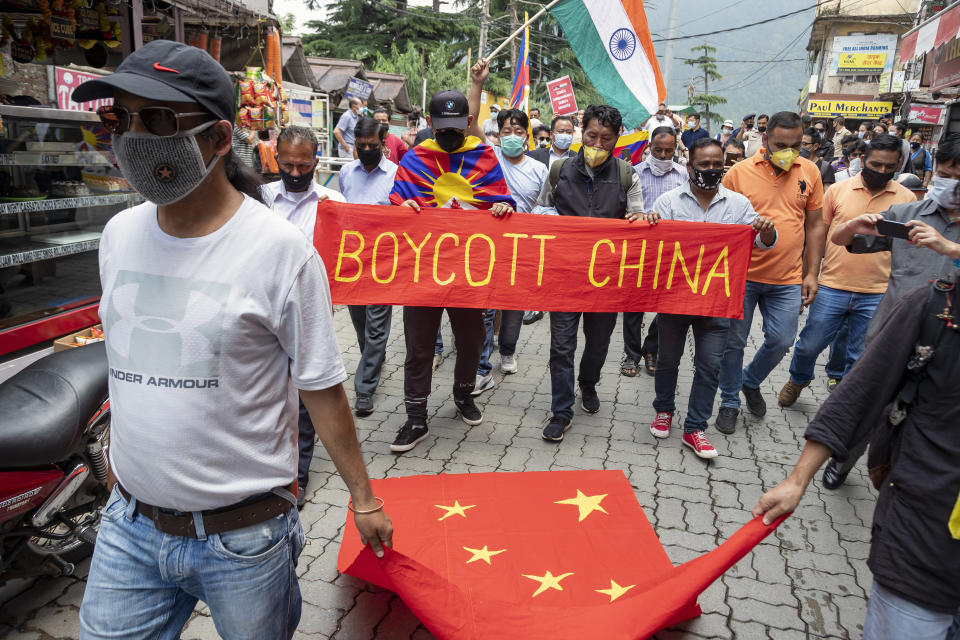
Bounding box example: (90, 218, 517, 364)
(683, 44, 727, 129)
(280, 13, 296, 35)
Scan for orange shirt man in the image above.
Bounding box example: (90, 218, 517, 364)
(779, 134, 915, 408)
(714, 111, 826, 434)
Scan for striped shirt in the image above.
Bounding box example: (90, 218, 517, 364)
(635, 160, 687, 213)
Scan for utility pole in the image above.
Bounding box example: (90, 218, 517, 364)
(662, 0, 679, 95)
(509, 0, 518, 74)
(478, 0, 491, 58)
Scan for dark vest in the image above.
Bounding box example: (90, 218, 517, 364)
(553, 152, 628, 219)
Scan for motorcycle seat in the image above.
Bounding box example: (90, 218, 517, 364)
(0, 343, 108, 467)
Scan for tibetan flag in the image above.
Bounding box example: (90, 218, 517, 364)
(338, 470, 787, 639)
(570, 130, 649, 166)
(389, 136, 517, 210)
(509, 12, 530, 110)
(550, 0, 665, 129)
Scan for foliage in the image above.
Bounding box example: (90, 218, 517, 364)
(280, 13, 296, 35)
(683, 44, 726, 126)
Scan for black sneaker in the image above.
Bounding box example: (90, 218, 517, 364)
(741, 385, 767, 417)
(354, 394, 374, 417)
(542, 417, 572, 442)
(455, 398, 484, 426)
(715, 407, 739, 434)
(580, 385, 600, 414)
(390, 421, 429, 453)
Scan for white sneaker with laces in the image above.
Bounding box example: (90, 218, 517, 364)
(501, 354, 518, 374)
(471, 373, 495, 396)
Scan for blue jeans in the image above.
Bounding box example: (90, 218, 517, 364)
(478, 309, 524, 375)
(863, 580, 960, 640)
(80, 486, 305, 640)
(788, 285, 882, 385)
(719, 281, 802, 408)
(825, 319, 850, 380)
(549, 311, 618, 421)
(653, 314, 730, 433)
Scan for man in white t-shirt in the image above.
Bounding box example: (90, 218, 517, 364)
(70, 40, 391, 640)
(261, 125, 345, 508)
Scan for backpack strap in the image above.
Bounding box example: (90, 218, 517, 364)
(548, 157, 567, 192)
(617, 158, 634, 193)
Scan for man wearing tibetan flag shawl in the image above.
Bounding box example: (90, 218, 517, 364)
(387, 90, 516, 454)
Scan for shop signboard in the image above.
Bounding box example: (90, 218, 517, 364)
(311, 100, 326, 129)
(345, 77, 374, 102)
(829, 34, 898, 76)
(908, 104, 946, 125)
(76, 7, 100, 36)
(290, 98, 312, 127)
(930, 36, 960, 92)
(50, 16, 76, 42)
(806, 99, 892, 118)
(55, 67, 112, 111)
(546, 75, 578, 116)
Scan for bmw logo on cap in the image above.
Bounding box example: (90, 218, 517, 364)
(445, 100, 456, 111)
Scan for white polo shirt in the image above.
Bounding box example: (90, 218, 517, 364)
(261, 180, 345, 242)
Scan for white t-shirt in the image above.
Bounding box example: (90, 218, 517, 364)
(646, 116, 675, 140)
(99, 195, 347, 511)
(261, 180, 345, 243)
(492, 146, 548, 213)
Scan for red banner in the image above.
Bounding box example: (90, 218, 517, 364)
(314, 202, 754, 319)
(546, 75, 578, 116)
(337, 470, 787, 640)
(55, 67, 112, 112)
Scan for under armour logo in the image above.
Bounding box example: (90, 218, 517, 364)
(109, 282, 221, 367)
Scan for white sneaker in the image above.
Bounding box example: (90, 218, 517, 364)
(501, 354, 518, 374)
(432, 353, 443, 372)
(471, 373, 495, 396)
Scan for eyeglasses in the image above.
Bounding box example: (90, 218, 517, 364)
(96, 105, 213, 137)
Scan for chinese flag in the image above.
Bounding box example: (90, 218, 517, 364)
(337, 470, 786, 639)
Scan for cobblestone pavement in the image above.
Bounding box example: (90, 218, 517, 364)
(1, 307, 876, 639)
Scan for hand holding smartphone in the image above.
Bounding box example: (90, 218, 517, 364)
(875, 218, 911, 239)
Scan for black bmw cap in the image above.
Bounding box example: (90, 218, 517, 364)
(72, 39, 235, 124)
(429, 90, 469, 130)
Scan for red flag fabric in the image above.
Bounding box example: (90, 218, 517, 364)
(314, 202, 755, 318)
(337, 470, 787, 640)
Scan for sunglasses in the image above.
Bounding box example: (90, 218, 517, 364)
(96, 105, 213, 137)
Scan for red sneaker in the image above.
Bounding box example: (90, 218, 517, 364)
(682, 431, 719, 459)
(649, 412, 672, 439)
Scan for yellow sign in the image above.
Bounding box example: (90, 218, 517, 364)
(837, 52, 887, 74)
(807, 99, 892, 118)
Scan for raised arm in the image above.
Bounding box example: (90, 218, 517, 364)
(466, 58, 489, 143)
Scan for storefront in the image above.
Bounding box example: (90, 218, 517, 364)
(0, 0, 279, 369)
(804, 93, 894, 129)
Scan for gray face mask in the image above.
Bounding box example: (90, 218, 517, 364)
(112, 121, 219, 206)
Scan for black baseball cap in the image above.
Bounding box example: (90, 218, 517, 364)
(72, 39, 235, 124)
(743, 113, 756, 121)
(429, 90, 469, 130)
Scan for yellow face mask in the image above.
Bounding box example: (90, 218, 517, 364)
(769, 147, 799, 171)
(583, 146, 611, 168)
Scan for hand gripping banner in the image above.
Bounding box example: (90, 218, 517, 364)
(315, 202, 755, 319)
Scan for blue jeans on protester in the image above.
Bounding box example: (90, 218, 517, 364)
(719, 281, 803, 408)
(825, 319, 850, 380)
(863, 580, 960, 640)
(478, 309, 524, 376)
(80, 486, 305, 640)
(788, 285, 882, 385)
(653, 314, 730, 433)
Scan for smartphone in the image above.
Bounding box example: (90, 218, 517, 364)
(876, 218, 911, 239)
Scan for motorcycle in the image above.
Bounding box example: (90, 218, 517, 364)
(0, 342, 110, 582)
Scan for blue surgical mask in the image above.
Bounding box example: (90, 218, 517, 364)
(500, 134, 527, 158)
(553, 133, 573, 150)
(929, 176, 960, 210)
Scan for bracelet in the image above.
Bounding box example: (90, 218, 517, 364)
(348, 497, 385, 514)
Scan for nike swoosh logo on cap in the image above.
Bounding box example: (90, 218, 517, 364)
(153, 62, 180, 74)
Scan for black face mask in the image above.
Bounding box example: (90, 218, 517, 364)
(435, 130, 465, 153)
(279, 167, 314, 192)
(357, 146, 382, 168)
(757, 125, 767, 133)
(691, 167, 723, 190)
(798, 147, 812, 159)
(860, 165, 895, 190)
(911, 141, 921, 150)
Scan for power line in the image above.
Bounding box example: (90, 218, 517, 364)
(651, 1, 825, 43)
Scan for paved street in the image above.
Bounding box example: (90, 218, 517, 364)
(1, 306, 876, 639)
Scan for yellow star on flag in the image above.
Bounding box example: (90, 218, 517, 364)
(434, 500, 476, 521)
(521, 570, 574, 597)
(554, 490, 608, 522)
(463, 545, 506, 565)
(595, 579, 636, 602)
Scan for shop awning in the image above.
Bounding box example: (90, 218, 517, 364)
(282, 37, 320, 90)
(900, 2, 960, 62)
(365, 71, 413, 113)
(307, 57, 367, 96)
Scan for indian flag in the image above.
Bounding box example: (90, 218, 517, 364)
(550, 0, 665, 129)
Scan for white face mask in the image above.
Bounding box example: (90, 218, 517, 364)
(929, 176, 960, 210)
(647, 154, 674, 177)
(721, 128, 733, 134)
(848, 157, 862, 175)
(687, 120, 696, 128)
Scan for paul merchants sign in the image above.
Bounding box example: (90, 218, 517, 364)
(807, 99, 892, 118)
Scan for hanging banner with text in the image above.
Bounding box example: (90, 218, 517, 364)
(314, 202, 755, 318)
(546, 75, 578, 116)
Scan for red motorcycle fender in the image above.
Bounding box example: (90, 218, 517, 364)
(0, 467, 63, 522)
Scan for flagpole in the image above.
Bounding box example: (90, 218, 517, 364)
(485, 0, 561, 61)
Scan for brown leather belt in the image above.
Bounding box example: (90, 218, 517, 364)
(117, 484, 294, 538)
